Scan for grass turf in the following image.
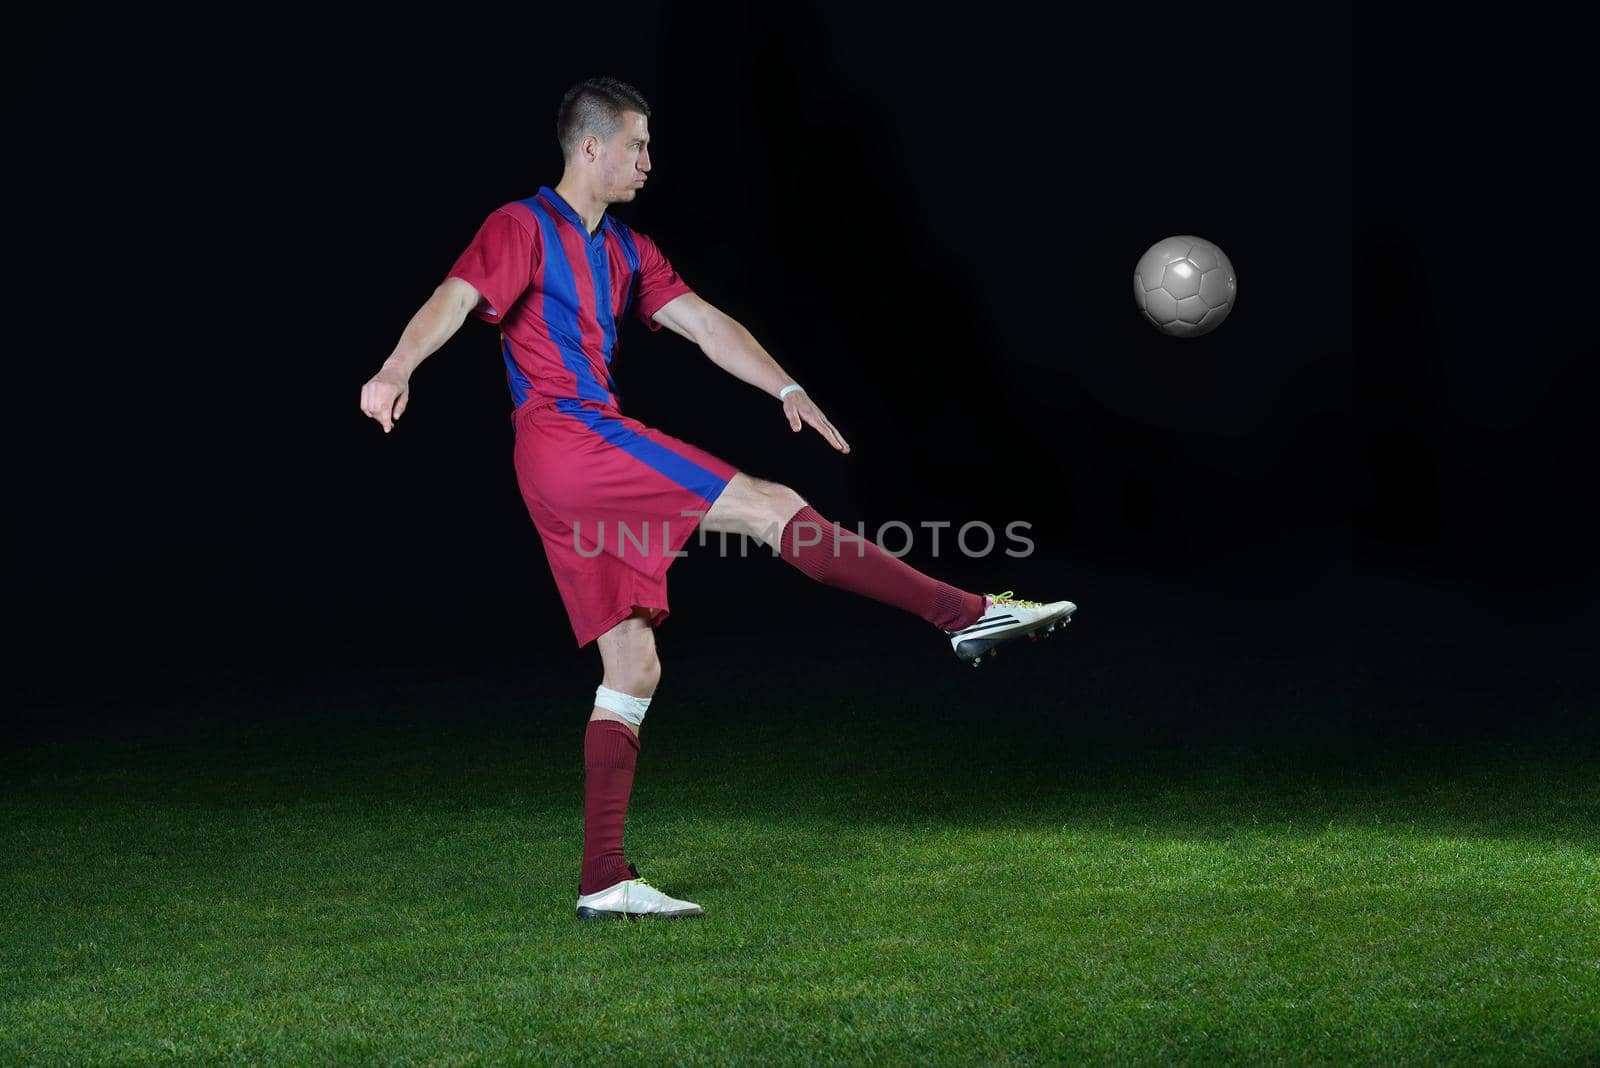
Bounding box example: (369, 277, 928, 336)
(4, 646, 1598, 1065)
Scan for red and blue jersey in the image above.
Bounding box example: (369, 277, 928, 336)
(443, 186, 694, 412)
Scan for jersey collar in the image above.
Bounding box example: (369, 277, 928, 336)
(538, 185, 612, 246)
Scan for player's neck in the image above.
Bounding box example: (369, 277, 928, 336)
(552, 180, 606, 237)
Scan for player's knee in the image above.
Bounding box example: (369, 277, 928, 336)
(605, 642, 660, 697)
(631, 648, 662, 695)
(758, 482, 807, 544)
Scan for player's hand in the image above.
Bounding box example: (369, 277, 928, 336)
(783, 390, 850, 454)
(360, 368, 411, 433)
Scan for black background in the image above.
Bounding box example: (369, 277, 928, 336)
(8, 4, 1592, 729)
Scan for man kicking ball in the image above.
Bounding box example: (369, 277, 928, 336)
(358, 76, 1075, 922)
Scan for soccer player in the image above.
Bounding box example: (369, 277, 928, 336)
(359, 76, 1075, 921)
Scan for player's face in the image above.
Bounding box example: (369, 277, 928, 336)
(600, 111, 652, 202)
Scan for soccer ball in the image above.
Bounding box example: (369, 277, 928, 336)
(1133, 235, 1237, 337)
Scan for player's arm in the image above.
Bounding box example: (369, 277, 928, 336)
(360, 277, 482, 433)
(650, 292, 786, 394)
(651, 292, 850, 454)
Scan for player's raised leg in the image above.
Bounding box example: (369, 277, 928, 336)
(575, 607, 703, 921)
(700, 473, 1076, 663)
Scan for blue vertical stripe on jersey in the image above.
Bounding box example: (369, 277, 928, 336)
(528, 200, 614, 407)
(613, 223, 642, 329)
(590, 228, 619, 367)
(586, 225, 621, 396)
(553, 398, 730, 503)
(501, 333, 533, 407)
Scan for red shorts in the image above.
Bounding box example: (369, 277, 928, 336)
(512, 397, 740, 648)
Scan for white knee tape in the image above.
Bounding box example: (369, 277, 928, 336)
(594, 684, 652, 727)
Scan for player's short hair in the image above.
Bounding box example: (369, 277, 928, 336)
(557, 77, 651, 161)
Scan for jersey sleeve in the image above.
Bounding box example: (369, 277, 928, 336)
(631, 231, 695, 331)
(444, 208, 539, 324)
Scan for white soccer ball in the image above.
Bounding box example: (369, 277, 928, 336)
(1133, 235, 1237, 337)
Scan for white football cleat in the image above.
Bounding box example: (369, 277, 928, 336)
(946, 590, 1076, 666)
(575, 862, 704, 921)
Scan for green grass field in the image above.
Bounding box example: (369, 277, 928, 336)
(5, 640, 1598, 1065)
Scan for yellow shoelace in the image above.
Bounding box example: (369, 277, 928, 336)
(987, 589, 1046, 608)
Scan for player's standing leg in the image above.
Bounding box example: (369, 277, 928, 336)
(575, 608, 703, 920)
(700, 473, 1076, 663)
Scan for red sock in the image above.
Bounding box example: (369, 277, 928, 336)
(778, 505, 987, 631)
(579, 719, 639, 896)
